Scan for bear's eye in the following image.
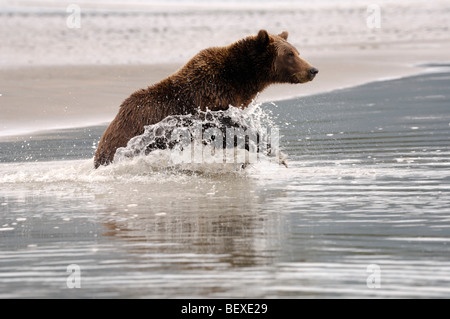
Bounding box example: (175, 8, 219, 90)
(287, 52, 295, 57)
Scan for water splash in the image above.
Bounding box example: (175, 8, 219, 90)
(113, 101, 285, 171)
(0, 101, 286, 187)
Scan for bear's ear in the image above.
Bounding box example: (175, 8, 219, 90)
(256, 29, 270, 48)
(279, 31, 288, 40)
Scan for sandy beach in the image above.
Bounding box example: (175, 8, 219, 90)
(1, 0, 450, 138)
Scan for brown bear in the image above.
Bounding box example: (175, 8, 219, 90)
(94, 30, 318, 168)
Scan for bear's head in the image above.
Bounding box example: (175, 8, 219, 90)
(256, 30, 318, 84)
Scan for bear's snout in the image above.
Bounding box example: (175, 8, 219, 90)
(309, 67, 319, 80)
(291, 66, 319, 84)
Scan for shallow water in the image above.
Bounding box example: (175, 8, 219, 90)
(1, 68, 450, 298)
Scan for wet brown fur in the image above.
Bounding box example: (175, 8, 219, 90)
(94, 30, 316, 168)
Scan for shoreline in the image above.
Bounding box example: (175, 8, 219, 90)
(0, 63, 445, 145)
(1, 42, 450, 141)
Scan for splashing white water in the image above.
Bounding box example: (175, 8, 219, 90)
(113, 101, 284, 170)
(0, 101, 287, 187)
